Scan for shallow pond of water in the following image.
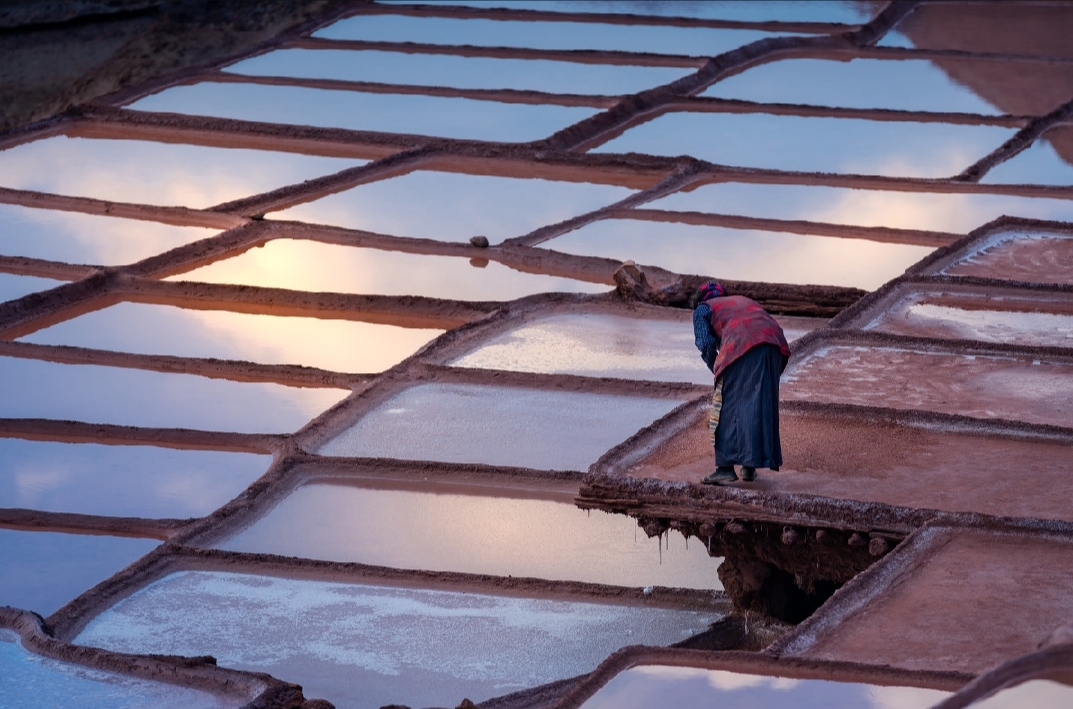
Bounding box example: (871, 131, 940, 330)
(21, 302, 443, 374)
(0, 203, 219, 266)
(0, 356, 347, 434)
(271, 169, 634, 243)
(315, 12, 800, 56)
(220, 480, 722, 589)
(129, 82, 596, 143)
(75, 570, 722, 709)
(317, 382, 685, 470)
(591, 112, 1014, 178)
(171, 239, 609, 299)
(0, 438, 270, 518)
(645, 181, 1073, 234)
(941, 231, 1073, 285)
(0, 630, 236, 709)
(578, 664, 951, 709)
(0, 273, 64, 304)
(865, 292, 1073, 347)
(0, 529, 158, 616)
(0, 136, 363, 210)
(450, 311, 821, 381)
(784, 345, 1073, 428)
(404, 0, 874, 23)
(544, 218, 932, 290)
(226, 48, 691, 96)
(967, 679, 1073, 708)
(703, 57, 1000, 114)
(982, 131, 1073, 186)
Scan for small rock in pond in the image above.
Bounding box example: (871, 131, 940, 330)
(469, 235, 489, 248)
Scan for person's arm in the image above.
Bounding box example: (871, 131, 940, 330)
(693, 304, 720, 372)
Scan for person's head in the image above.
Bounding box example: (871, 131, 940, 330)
(691, 281, 727, 308)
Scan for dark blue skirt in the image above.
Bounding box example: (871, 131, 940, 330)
(715, 343, 786, 470)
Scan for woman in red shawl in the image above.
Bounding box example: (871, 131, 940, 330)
(692, 282, 790, 484)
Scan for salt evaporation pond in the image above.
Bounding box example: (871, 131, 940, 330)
(21, 302, 443, 373)
(0, 630, 236, 709)
(591, 112, 1013, 178)
(226, 48, 690, 96)
(645, 181, 1073, 233)
(703, 57, 1000, 114)
(783, 346, 1073, 428)
(967, 679, 1073, 708)
(982, 130, 1073, 186)
(0, 203, 219, 265)
(422, 0, 874, 23)
(0, 136, 363, 209)
(317, 382, 685, 470)
(75, 570, 722, 709)
(219, 481, 722, 590)
(171, 239, 609, 299)
(271, 170, 633, 244)
(0, 356, 347, 434)
(544, 219, 932, 290)
(450, 311, 820, 382)
(0, 439, 270, 518)
(578, 664, 950, 709)
(129, 83, 597, 143)
(941, 231, 1073, 285)
(0, 529, 157, 616)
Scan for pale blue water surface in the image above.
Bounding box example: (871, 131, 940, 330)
(0, 203, 218, 265)
(0, 630, 236, 709)
(315, 13, 799, 56)
(591, 112, 1014, 177)
(226, 48, 690, 95)
(982, 131, 1073, 186)
(0, 356, 347, 434)
(396, 1, 875, 23)
(0, 438, 270, 518)
(0, 273, 64, 304)
(0, 136, 363, 209)
(272, 170, 634, 243)
(76, 570, 722, 709)
(0, 529, 157, 616)
(130, 83, 597, 142)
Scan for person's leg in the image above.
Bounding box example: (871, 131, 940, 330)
(702, 379, 736, 484)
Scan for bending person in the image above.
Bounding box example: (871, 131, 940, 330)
(692, 281, 790, 485)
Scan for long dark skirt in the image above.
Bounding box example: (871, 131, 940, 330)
(714, 343, 786, 470)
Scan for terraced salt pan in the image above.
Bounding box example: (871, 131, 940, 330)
(226, 48, 691, 95)
(544, 219, 932, 290)
(271, 170, 633, 244)
(783, 345, 1073, 427)
(703, 57, 1000, 114)
(130, 83, 596, 143)
(0, 203, 219, 265)
(450, 312, 820, 383)
(968, 680, 1073, 708)
(75, 570, 721, 709)
(315, 13, 798, 55)
(0, 136, 363, 209)
(591, 112, 1014, 178)
(0, 356, 347, 434)
(0, 630, 235, 709)
(0, 273, 64, 303)
(20, 302, 443, 374)
(422, 0, 875, 23)
(579, 664, 950, 709)
(0, 529, 157, 616)
(220, 481, 723, 590)
(171, 239, 609, 299)
(941, 231, 1073, 285)
(645, 181, 1073, 233)
(982, 130, 1073, 185)
(0, 439, 270, 518)
(317, 383, 685, 470)
(865, 292, 1073, 347)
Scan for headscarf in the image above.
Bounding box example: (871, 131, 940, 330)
(697, 281, 727, 302)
